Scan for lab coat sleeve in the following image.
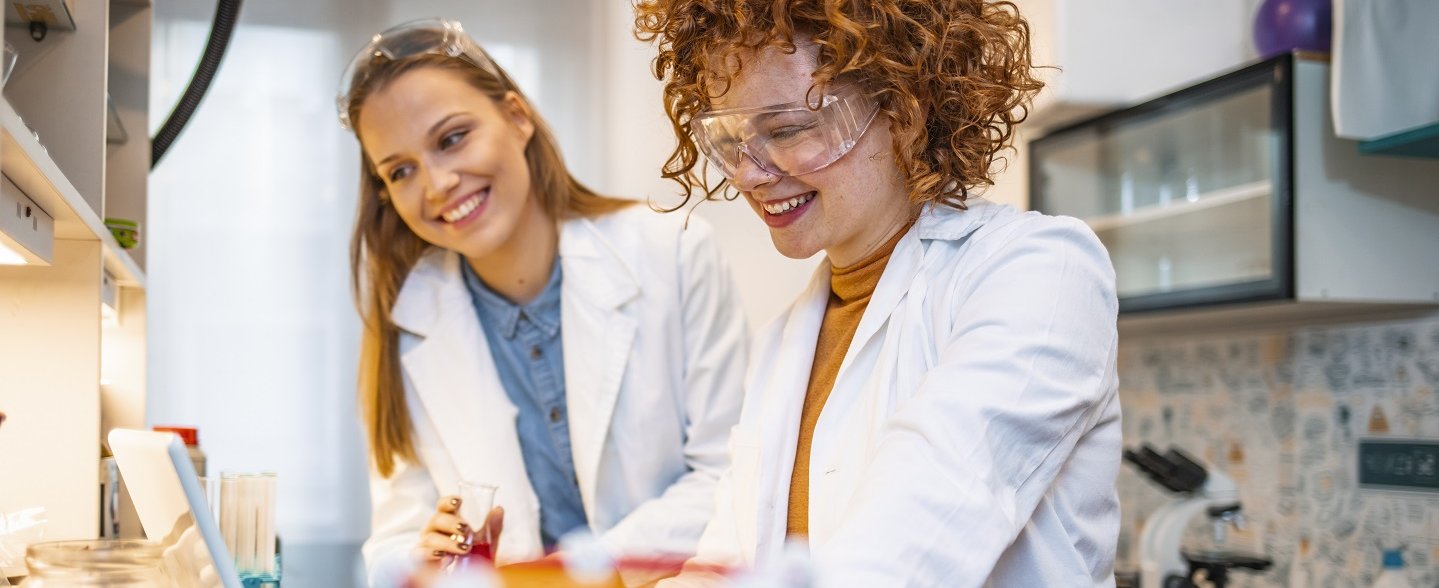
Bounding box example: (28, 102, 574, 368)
(655, 426, 756, 587)
(362, 451, 438, 587)
(814, 217, 1119, 586)
(599, 216, 749, 559)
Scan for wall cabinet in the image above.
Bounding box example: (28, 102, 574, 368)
(1031, 55, 1439, 330)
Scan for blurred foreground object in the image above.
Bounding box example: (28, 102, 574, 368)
(1332, 0, 1439, 143)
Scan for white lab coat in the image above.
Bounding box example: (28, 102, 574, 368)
(363, 207, 748, 586)
(679, 199, 1122, 587)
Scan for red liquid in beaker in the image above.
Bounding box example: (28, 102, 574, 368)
(452, 542, 493, 569)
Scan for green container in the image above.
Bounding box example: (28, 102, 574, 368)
(105, 217, 140, 250)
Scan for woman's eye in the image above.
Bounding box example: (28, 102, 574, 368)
(388, 166, 412, 183)
(770, 124, 815, 140)
(440, 130, 468, 150)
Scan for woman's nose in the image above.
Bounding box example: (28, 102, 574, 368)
(422, 165, 460, 202)
(729, 147, 778, 192)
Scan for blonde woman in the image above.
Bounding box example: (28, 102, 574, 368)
(337, 19, 747, 586)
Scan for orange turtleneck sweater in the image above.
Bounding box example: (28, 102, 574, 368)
(786, 223, 912, 537)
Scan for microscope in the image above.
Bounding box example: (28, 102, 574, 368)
(1124, 444, 1273, 588)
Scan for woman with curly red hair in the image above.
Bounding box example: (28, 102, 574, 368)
(636, 1, 1121, 585)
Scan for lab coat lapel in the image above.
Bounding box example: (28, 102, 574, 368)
(802, 202, 998, 544)
(834, 199, 1001, 399)
(833, 224, 925, 383)
(558, 218, 640, 522)
(830, 200, 1001, 392)
(391, 249, 544, 560)
(752, 262, 831, 561)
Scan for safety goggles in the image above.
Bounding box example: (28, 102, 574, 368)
(689, 84, 879, 179)
(336, 18, 499, 130)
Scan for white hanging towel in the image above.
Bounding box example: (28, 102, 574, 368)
(1332, 0, 1439, 140)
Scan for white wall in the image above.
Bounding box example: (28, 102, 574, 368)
(147, 0, 379, 548)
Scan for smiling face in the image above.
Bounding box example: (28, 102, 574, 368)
(355, 66, 544, 263)
(711, 41, 913, 266)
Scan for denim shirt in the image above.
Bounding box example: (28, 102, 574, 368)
(462, 259, 587, 547)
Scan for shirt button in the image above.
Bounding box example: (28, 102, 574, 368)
(548, 407, 561, 423)
(530, 345, 542, 360)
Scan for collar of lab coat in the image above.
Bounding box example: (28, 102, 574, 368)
(912, 196, 1006, 242)
(388, 215, 642, 560)
(391, 217, 640, 335)
(832, 197, 1004, 380)
(749, 197, 1005, 559)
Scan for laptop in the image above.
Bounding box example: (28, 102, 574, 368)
(107, 429, 242, 588)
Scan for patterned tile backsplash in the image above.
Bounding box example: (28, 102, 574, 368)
(1116, 315, 1439, 587)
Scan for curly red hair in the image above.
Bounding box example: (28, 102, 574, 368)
(635, 0, 1043, 209)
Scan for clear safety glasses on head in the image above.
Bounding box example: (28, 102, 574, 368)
(690, 84, 879, 180)
(336, 17, 499, 130)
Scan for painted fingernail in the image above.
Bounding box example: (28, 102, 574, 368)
(449, 498, 461, 508)
(459, 542, 472, 552)
(457, 522, 469, 535)
(432, 550, 443, 558)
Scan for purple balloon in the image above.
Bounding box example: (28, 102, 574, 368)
(1253, 0, 1333, 58)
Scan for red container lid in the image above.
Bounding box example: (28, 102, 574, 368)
(152, 426, 199, 447)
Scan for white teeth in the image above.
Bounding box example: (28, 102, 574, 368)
(763, 192, 814, 215)
(441, 190, 488, 223)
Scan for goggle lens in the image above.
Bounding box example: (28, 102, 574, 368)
(690, 87, 878, 180)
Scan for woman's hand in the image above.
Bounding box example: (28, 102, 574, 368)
(413, 495, 470, 563)
(412, 495, 505, 564)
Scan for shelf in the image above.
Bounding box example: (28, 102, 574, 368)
(1120, 300, 1439, 337)
(102, 241, 143, 287)
(1359, 122, 1439, 160)
(1, 96, 145, 287)
(1084, 181, 1271, 233)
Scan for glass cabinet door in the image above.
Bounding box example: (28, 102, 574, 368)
(1031, 57, 1292, 313)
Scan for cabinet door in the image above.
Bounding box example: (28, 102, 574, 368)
(1031, 57, 1293, 313)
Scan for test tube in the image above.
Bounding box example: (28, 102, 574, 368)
(220, 474, 240, 566)
(235, 475, 256, 571)
(258, 473, 277, 574)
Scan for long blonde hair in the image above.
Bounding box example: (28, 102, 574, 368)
(346, 47, 630, 477)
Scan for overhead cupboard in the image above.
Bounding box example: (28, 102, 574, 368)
(1029, 55, 1439, 330)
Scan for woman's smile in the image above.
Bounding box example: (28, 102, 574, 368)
(436, 187, 491, 227)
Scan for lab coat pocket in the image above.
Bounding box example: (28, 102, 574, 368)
(727, 426, 762, 557)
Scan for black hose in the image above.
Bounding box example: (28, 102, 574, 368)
(151, 0, 243, 168)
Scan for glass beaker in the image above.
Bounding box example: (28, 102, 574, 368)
(25, 540, 168, 587)
(454, 481, 498, 568)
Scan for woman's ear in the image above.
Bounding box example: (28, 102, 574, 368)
(501, 92, 536, 143)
